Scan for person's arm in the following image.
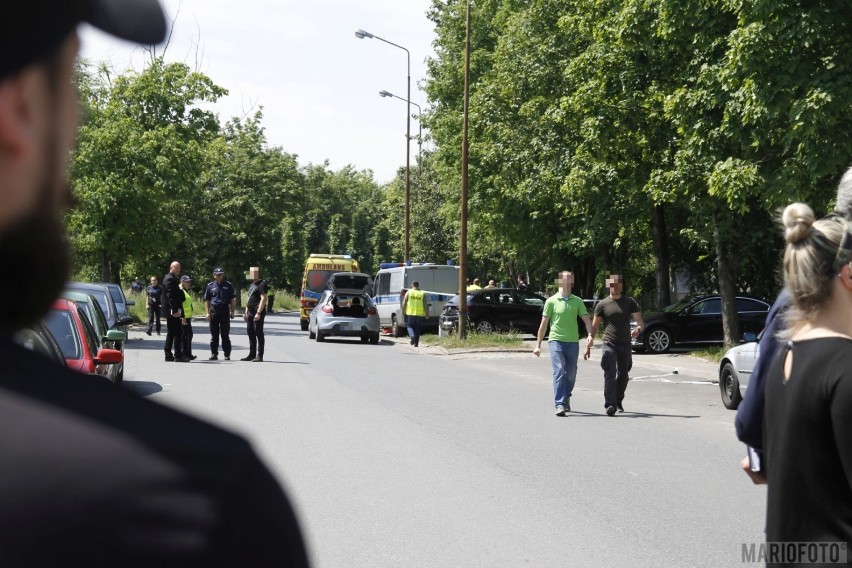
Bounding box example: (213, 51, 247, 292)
(255, 293, 268, 320)
(585, 314, 601, 360)
(204, 295, 211, 321)
(533, 315, 549, 357)
(631, 312, 644, 339)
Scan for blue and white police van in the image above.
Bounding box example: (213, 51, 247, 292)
(372, 263, 460, 337)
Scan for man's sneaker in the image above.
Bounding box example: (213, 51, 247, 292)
(190, 355, 197, 360)
(224, 355, 230, 361)
(555, 405, 566, 417)
(146, 330, 151, 336)
(175, 356, 191, 363)
(251, 357, 263, 362)
(208, 355, 218, 361)
(617, 403, 624, 413)
(164, 355, 175, 362)
(565, 400, 571, 412)
(240, 355, 255, 361)
(606, 405, 617, 416)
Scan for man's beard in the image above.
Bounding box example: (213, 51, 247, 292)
(0, 193, 71, 336)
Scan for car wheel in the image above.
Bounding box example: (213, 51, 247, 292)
(643, 327, 672, 354)
(360, 336, 369, 343)
(308, 325, 316, 339)
(392, 315, 406, 338)
(300, 319, 309, 332)
(316, 330, 325, 342)
(720, 362, 743, 410)
(370, 333, 379, 345)
(474, 318, 495, 334)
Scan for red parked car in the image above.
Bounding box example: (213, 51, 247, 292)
(43, 298, 123, 379)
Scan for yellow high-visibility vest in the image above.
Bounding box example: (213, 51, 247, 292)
(405, 289, 426, 316)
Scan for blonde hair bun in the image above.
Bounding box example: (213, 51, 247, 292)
(782, 202, 815, 245)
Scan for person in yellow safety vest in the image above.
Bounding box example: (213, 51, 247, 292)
(179, 275, 197, 360)
(402, 281, 427, 347)
(466, 277, 482, 291)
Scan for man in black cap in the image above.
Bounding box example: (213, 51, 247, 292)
(204, 267, 236, 360)
(0, 2, 310, 566)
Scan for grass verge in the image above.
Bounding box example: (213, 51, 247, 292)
(421, 331, 525, 350)
(689, 346, 727, 363)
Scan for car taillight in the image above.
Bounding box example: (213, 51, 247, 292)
(367, 307, 377, 315)
(321, 305, 333, 314)
(301, 299, 316, 308)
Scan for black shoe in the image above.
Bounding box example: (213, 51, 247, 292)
(617, 403, 624, 413)
(224, 355, 230, 361)
(157, 332, 161, 336)
(164, 355, 175, 362)
(240, 355, 255, 361)
(251, 357, 263, 362)
(175, 356, 191, 362)
(209, 355, 218, 361)
(146, 330, 151, 336)
(190, 355, 197, 360)
(606, 405, 617, 416)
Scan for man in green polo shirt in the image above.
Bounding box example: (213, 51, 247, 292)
(534, 271, 594, 415)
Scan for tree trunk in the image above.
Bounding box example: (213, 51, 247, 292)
(651, 204, 671, 310)
(101, 251, 111, 282)
(714, 214, 740, 348)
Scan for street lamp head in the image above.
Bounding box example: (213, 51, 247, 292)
(354, 29, 374, 39)
(378, 90, 393, 98)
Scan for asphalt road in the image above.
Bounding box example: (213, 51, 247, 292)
(123, 312, 766, 568)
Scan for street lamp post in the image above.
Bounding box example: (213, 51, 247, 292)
(355, 29, 411, 262)
(378, 90, 422, 162)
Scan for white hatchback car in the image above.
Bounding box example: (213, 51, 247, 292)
(308, 272, 380, 344)
(718, 333, 760, 410)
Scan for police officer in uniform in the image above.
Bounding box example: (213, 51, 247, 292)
(401, 280, 427, 347)
(204, 267, 236, 361)
(145, 275, 162, 336)
(162, 261, 188, 362)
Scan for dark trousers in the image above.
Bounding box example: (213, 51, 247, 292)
(164, 314, 183, 358)
(406, 315, 423, 347)
(209, 307, 231, 357)
(147, 305, 161, 334)
(246, 308, 265, 358)
(181, 321, 193, 358)
(601, 341, 632, 407)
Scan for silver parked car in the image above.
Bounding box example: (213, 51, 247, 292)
(718, 332, 760, 410)
(309, 273, 380, 344)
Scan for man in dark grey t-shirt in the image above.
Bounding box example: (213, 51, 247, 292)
(585, 274, 644, 416)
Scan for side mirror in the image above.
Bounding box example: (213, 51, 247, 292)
(742, 331, 757, 343)
(117, 316, 134, 327)
(126, 299, 135, 306)
(105, 329, 126, 342)
(94, 348, 123, 365)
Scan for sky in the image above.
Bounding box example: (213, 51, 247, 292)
(79, 1, 438, 184)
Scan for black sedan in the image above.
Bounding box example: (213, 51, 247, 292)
(439, 288, 548, 334)
(632, 294, 770, 354)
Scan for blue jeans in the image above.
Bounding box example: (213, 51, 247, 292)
(406, 315, 423, 346)
(550, 340, 579, 407)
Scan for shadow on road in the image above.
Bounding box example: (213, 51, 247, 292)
(560, 410, 701, 419)
(123, 380, 163, 397)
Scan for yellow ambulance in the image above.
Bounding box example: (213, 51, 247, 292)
(299, 254, 360, 331)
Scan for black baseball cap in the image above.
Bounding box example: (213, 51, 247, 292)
(213, 267, 224, 275)
(180, 275, 192, 282)
(1, 0, 167, 80)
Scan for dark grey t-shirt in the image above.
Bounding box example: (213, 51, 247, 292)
(594, 296, 640, 344)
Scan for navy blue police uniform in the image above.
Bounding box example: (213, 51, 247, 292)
(145, 282, 162, 335)
(204, 270, 236, 360)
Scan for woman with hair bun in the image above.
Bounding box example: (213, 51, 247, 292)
(763, 202, 852, 553)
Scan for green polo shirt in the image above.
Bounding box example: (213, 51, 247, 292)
(542, 294, 588, 342)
